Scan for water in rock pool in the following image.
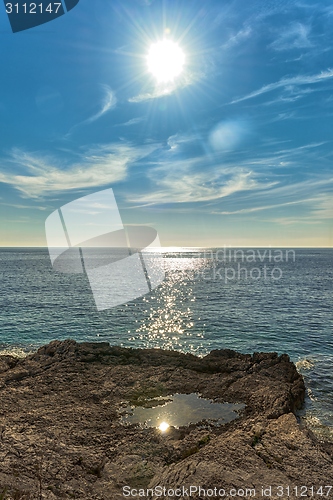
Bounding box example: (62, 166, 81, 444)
(0, 247, 332, 440)
(120, 393, 245, 429)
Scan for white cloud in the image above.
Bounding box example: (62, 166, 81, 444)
(214, 198, 316, 215)
(221, 26, 252, 50)
(267, 193, 333, 225)
(66, 85, 117, 136)
(130, 173, 255, 204)
(167, 132, 202, 150)
(212, 176, 333, 222)
(310, 195, 333, 219)
(270, 111, 296, 121)
(124, 134, 333, 222)
(0, 143, 157, 198)
(126, 133, 332, 209)
(128, 158, 274, 205)
(120, 117, 145, 127)
(231, 68, 333, 104)
(85, 85, 117, 123)
(128, 84, 179, 103)
(0, 202, 47, 210)
(270, 22, 313, 51)
(128, 71, 200, 103)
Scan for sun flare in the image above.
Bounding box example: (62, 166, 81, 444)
(147, 40, 185, 83)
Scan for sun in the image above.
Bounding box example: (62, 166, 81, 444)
(147, 39, 185, 83)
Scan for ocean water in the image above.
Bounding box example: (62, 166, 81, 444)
(0, 247, 332, 439)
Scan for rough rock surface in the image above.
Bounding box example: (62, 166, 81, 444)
(0, 340, 331, 499)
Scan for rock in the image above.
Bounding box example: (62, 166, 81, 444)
(0, 340, 331, 499)
(0, 355, 19, 374)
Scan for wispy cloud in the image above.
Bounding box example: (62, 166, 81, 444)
(211, 176, 333, 223)
(0, 202, 48, 211)
(269, 111, 296, 122)
(213, 198, 316, 215)
(310, 195, 333, 220)
(266, 193, 333, 225)
(221, 26, 252, 50)
(126, 132, 333, 227)
(231, 69, 333, 104)
(262, 85, 325, 105)
(85, 85, 117, 123)
(0, 143, 157, 198)
(119, 117, 145, 127)
(66, 85, 117, 136)
(128, 71, 200, 103)
(129, 83, 181, 103)
(128, 156, 275, 205)
(270, 22, 313, 52)
(167, 132, 204, 150)
(130, 171, 269, 205)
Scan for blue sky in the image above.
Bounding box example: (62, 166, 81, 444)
(0, 0, 333, 247)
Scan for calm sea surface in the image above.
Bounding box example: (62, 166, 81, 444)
(0, 247, 332, 439)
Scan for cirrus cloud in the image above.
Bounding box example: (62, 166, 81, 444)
(0, 143, 158, 199)
(231, 68, 333, 104)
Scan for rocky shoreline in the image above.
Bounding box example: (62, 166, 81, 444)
(0, 340, 332, 499)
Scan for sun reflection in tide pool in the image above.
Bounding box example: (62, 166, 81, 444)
(130, 253, 207, 351)
(120, 393, 245, 429)
(158, 421, 170, 432)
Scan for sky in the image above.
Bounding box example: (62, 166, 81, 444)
(0, 0, 333, 247)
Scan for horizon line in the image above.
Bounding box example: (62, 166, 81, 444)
(0, 245, 332, 249)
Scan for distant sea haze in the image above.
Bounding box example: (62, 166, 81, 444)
(0, 247, 332, 440)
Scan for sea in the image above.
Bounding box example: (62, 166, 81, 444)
(0, 247, 332, 440)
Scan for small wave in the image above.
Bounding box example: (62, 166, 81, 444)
(307, 388, 318, 402)
(296, 358, 315, 371)
(305, 415, 322, 426)
(0, 347, 34, 358)
(301, 414, 333, 443)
